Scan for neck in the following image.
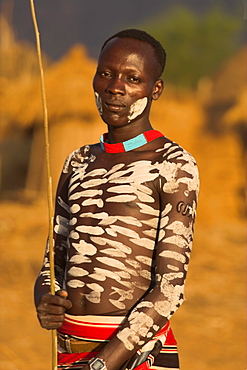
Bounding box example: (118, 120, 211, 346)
(107, 121, 153, 144)
(100, 128, 165, 153)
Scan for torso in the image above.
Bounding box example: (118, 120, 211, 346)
(56, 137, 187, 315)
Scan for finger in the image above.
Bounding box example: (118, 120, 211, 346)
(41, 293, 72, 309)
(37, 304, 66, 316)
(55, 290, 72, 309)
(56, 290, 68, 298)
(150, 340, 162, 357)
(40, 319, 64, 330)
(38, 313, 65, 330)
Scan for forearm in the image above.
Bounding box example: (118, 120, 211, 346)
(34, 261, 65, 302)
(34, 243, 66, 308)
(34, 275, 52, 308)
(90, 335, 137, 370)
(92, 286, 173, 370)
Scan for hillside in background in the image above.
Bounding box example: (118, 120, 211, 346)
(0, 7, 246, 370)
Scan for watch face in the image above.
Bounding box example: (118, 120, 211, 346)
(92, 359, 105, 370)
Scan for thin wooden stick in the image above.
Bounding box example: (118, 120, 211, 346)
(29, 1, 57, 369)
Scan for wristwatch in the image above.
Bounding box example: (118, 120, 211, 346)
(88, 358, 107, 370)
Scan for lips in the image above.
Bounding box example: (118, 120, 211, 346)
(104, 100, 126, 112)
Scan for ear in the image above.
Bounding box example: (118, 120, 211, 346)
(152, 79, 164, 100)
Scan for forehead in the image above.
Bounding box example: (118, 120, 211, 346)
(98, 37, 158, 76)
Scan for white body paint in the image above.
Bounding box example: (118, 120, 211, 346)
(94, 92, 103, 115)
(127, 97, 148, 122)
(40, 137, 199, 352)
(94, 92, 148, 122)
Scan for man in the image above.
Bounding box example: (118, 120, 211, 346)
(35, 29, 199, 370)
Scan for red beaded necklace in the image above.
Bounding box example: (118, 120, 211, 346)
(100, 130, 164, 153)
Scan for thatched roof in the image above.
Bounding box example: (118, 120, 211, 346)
(206, 46, 247, 105)
(0, 44, 97, 137)
(38, 45, 97, 122)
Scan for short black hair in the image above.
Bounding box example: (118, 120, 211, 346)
(101, 29, 166, 79)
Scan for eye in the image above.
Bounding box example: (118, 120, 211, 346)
(98, 71, 111, 78)
(128, 76, 141, 83)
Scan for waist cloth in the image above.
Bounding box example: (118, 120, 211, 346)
(57, 314, 180, 370)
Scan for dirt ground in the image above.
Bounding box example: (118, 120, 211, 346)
(0, 197, 246, 370)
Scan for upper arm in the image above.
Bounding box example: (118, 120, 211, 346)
(154, 149, 199, 317)
(38, 149, 80, 289)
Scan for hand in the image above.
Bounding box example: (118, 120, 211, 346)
(36, 290, 72, 330)
(80, 365, 89, 370)
(123, 340, 162, 370)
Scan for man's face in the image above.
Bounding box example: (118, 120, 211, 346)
(93, 37, 163, 128)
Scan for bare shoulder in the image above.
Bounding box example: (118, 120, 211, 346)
(61, 144, 98, 174)
(154, 137, 197, 165)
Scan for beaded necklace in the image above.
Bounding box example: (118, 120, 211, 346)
(100, 130, 164, 153)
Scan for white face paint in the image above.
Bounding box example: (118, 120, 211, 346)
(127, 97, 148, 122)
(94, 92, 103, 115)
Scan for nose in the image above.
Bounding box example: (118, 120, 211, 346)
(105, 77, 125, 95)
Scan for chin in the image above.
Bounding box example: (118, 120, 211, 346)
(101, 113, 129, 127)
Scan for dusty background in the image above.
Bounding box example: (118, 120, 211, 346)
(0, 3, 246, 369)
(1, 84, 246, 370)
(0, 162, 246, 370)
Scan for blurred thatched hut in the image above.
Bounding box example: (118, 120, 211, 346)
(197, 46, 247, 139)
(0, 42, 102, 195)
(22, 45, 101, 195)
